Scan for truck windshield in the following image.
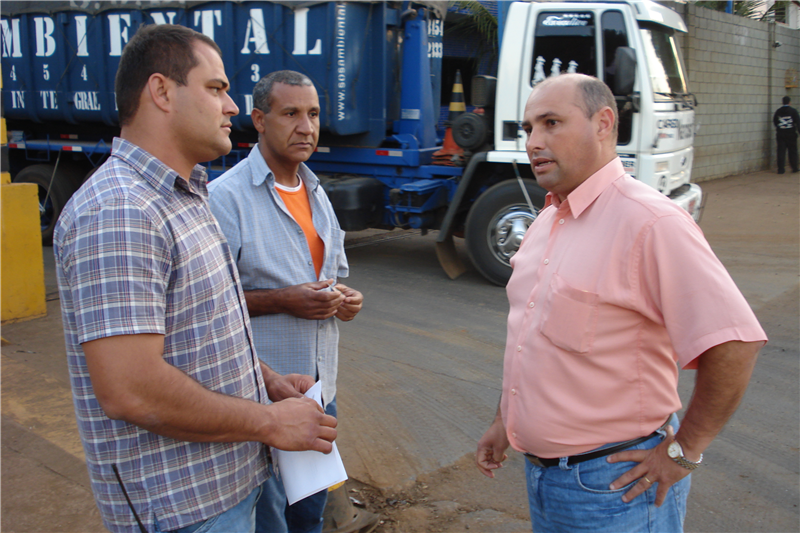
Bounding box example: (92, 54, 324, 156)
(639, 23, 688, 99)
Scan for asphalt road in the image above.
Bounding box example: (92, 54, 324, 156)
(1, 170, 797, 532)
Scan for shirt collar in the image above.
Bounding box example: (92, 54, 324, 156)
(545, 157, 626, 218)
(247, 144, 319, 192)
(112, 137, 208, 199)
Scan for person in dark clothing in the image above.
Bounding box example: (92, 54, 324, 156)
(773, 96, 800, 174)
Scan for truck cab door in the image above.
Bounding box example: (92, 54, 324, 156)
(519, 7, 599, 152)
(598, 9, 641, 176)
(518, 5, 641, 163)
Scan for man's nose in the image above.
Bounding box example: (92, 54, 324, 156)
(297, 115, 314, 134)
(526, 127, 544, 154)
(224, 93, 239, 117)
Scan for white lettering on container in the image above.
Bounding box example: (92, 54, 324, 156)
(108, 14, 131, 56)
(293, 7, 321, 55)
(150, 12, 178, 25)
(75, 15, 89, 57)
(11, 90, 25, 109)
(241, 9, 269, 54)
(34, 17, 57, 57)
(194, 10, 222, 41)
(74, 91, 101, 111)
(335, 4, 346, 121)
(40, 90, 58, 109)
(1, 18, 23, 58)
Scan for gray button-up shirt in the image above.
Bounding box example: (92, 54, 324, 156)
(209, 146, 348, 405)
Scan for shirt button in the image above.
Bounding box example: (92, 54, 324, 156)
(517, 345, 522, 352)
(529, 302, 535, 308)
(543, 259, 549, 265)
(512, 432, 517, 439)
(308, 261, 313, 266)
(511, 388, 517, 395)
(559, 219, 565, 225)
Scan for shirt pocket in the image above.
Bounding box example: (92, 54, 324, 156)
(540, 273, 599, 354)
(321, 227, 347, 280)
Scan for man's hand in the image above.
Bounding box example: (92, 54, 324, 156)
(607, 425, 691, 506)
(263, 369, 315, 402)
(607, 339, 761, 505)
(334, 283, 363, 322)
(265, 397, 338, 454)
(244, 280, 345, 320)
(476, 413, 510, 478)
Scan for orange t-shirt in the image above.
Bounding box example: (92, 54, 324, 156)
(276, 179, 325, 278)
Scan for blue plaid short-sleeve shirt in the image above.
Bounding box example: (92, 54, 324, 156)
(53, 138, 269, 533)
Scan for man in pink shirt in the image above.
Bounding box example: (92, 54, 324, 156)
(475, 74, 766, 532)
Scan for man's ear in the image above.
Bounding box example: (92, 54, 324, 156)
(251, 108, 266, 133)
(147, 73, 173, 113)
(596, 106, 616, 141)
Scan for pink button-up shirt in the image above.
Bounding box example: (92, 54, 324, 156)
(502, 158, 766, 458)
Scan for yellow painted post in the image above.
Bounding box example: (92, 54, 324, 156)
(1, 69, 9, 186)
(1, 65, 47, 323)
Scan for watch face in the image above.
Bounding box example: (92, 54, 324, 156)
(667, 441, 682, 458)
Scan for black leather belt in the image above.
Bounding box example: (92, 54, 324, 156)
(525, 420, 670, 468)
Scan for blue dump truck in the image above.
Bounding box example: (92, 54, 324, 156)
(2, 0, 702, 285)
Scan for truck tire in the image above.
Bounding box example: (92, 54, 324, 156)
(13, 164, 78, 245)
(465, 179, 546, 286)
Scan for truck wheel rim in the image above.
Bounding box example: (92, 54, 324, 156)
(488, 205, 537, 266)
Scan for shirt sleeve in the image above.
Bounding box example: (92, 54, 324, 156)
(208, 183, 243, 264)
(636, 213, 767, 368)
(66, 199, 171, 344)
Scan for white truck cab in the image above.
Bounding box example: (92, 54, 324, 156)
(490, 0, 703, 221)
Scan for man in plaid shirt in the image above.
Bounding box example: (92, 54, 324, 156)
(54, 25, 337, 533)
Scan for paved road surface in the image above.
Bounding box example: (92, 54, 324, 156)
(2, 171, 797, 532)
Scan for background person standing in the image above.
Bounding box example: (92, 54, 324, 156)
(773, 96, 800, 174)
(209, 70, 378, 533)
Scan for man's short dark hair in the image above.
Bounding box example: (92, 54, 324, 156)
(253, 70, 314, 113)
(783, 96, 791, 105)
(115, 24, 221, 127)
(574, 75, 619, 140)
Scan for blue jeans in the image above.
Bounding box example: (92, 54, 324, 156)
(154, 486, 261, 533)
(525, 414, 690, 533)
(256, 398, 337, 533)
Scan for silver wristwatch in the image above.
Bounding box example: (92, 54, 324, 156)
(667, 440, 703, 470)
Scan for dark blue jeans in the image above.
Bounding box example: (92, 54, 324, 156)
(525, 414, 690, 532)
(154, 486, 261, 533)
(255, 398, 337, 533)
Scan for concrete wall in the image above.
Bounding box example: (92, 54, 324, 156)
(670, 3, 800, 181)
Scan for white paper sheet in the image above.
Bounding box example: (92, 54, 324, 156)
(272, 381, 348, 505)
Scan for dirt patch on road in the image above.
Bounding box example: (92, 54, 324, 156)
(347, 453, 531, 533)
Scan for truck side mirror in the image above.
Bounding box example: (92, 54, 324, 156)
(613, 47, 636, 96)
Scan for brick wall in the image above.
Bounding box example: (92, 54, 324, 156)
(672, 3, 800, 181)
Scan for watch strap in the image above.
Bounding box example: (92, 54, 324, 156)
(671, 453, 703, 470)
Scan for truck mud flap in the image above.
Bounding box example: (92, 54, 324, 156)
(435, 152, 487, 279)
(435, 236, 466, 280)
